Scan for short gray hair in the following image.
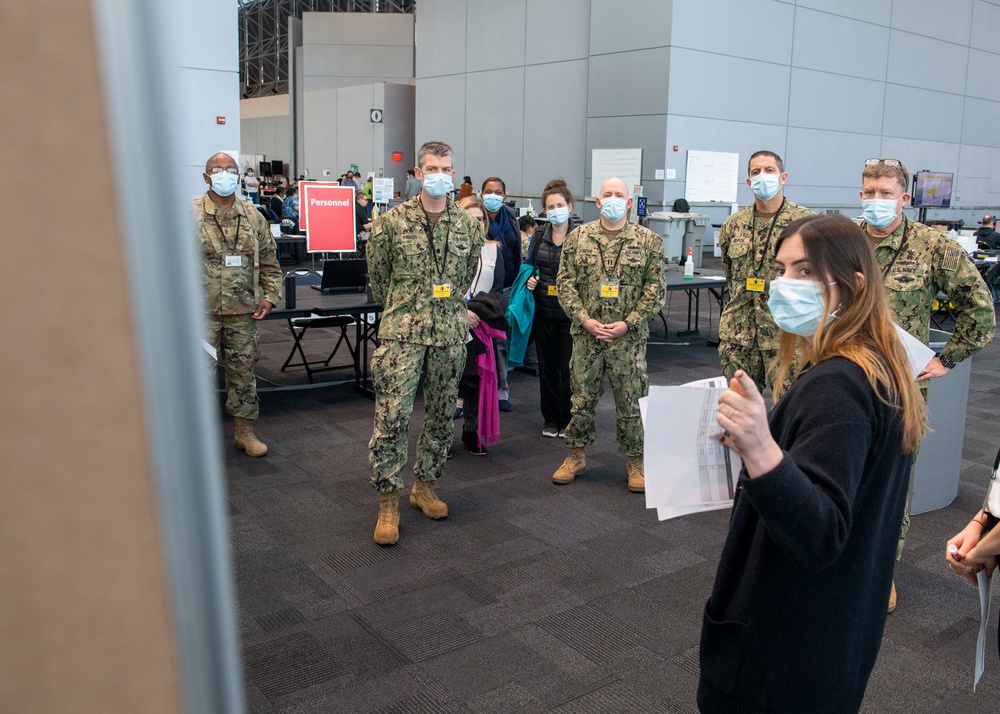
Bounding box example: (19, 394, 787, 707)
(417, 141, 453, 168)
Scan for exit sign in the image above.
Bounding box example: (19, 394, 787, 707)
(216, 116, 226, 125)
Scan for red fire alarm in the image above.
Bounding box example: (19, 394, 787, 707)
(673, 145, 678, 152)
(391, 152, 403, 162)
(217, 116, 226, 125)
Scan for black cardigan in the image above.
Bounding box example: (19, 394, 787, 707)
(698, 357, 911, 713)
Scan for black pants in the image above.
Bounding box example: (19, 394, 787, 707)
(458, 345, 479, 438)
(533, 316, 573, 429)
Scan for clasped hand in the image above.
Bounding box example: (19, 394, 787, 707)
(583, 318, 627, 343)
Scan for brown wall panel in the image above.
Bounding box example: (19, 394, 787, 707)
(0, 2, 185, 712)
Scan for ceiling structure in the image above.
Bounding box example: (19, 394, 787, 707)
(238, 0, 414, 98)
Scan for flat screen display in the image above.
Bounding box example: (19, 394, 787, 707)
(912, 171, 954, 208)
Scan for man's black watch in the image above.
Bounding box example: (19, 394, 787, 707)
(936, 352, 956, 369)
(625, 321, 638, 334)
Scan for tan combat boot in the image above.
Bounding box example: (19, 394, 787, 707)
(887, 580, 897, 614)
(626, 456, 645, 493)
(553, 447, 586, 484)
(410, 479, 448, 519)
(234, 417, 268, 457)
(374, 491, 400, 545)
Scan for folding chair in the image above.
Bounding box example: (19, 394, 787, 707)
(280, 314, 357, 382)
(930, 291, 958, 331)
(982, 261, 1000, 304)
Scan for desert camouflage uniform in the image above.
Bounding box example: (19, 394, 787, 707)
(863, 217, 996, 556)
(367, 196, 483, 492)
(557, 221, 666, 456)
(718, 199, 813, 390)
(196, 194, 282, 420)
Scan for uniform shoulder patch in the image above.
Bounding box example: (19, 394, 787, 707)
(940, 241, 963, 273)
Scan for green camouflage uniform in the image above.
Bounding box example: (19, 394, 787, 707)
(718, 199, 813, 390)
(367, 196, 483, 492)
(863, 217, 996, 557)
(196, 194, 282, 420)
(866, 217, 994, 360)
(557, 221, 666, 456)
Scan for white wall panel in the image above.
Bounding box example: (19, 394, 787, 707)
(525, 0, 590, 65)
(890, 0, 974, 46)
(970, 1, 1000, 53)
(672, 0, 793, 64)
(965, 49, 1000, 100)
(794, 0, 892, 25)
(304, 45, 413, 79)
(668, 49, 790, 126)
(665, 114, 787, 183)
(465, 67, 525, 192)
(886, 30, 970, 94)
(466, 0, 526, 72)
(792, 8, 889, 80)
(962, 97, 1000, 147)
(303, 11, 413, 46)
(589, 0, 671, 55)
(785, 127, 882, 190)
(883, 84, 964, 143)
(414, 74, 467, 172)
(788, 68, 885, 134)
(415, 0, 468, 78)
(587, 49, 669, 118)
(522, 60, 588, 197)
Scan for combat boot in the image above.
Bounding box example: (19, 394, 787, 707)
(626, 456, 645, 493)
(374, 492, 400, 545)
(234, 417, 268, 457)
(410, 479, 448, 519)
(553, 448, 586, 484)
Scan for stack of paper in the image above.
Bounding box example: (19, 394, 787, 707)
(640, 377, 742, 521)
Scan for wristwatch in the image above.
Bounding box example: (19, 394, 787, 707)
(625, 321, 638, 334)
(935, 352, 956, 369)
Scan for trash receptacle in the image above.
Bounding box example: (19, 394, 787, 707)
(646, 212, 711, 265)
(910, 329, 971, 514)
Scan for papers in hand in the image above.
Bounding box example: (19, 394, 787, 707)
(640, 376, 742, 521)
(893, 323, 937, 380)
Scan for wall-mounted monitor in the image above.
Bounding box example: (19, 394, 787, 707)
(271, 159, 284, 177)
(912, 171, 954, 208)
(258, 161, 271, 176)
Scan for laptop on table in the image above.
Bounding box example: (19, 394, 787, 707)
(310, 259, 368, 294)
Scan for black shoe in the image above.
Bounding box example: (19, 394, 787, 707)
(498, 399, 513, 412)
(453, 407, 463, 420)
(462, 432, 487, 456)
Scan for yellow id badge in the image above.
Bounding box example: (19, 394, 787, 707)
(600, 282, 619, 298)
(746, 277, 765, 292)
(433, 284, 452, 298)
(547, 285, 559, 296)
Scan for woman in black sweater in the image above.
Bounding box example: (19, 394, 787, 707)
(698, 213, 927, 713)
(526, 178, 579, 437)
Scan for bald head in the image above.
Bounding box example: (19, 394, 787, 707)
(205, 152, 237, 173)
(599, 177, 628, 199)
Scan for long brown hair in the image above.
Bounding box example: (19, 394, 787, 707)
(771, 213, 927, 453)
(456, 195, 500, 246)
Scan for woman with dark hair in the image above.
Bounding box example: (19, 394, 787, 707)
(698, 213, 927, 712)
(482, 176, 521, 411)
(459, 175, 474, 200)
(526, 178, 579, 438)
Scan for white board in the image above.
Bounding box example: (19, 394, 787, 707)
(685, 150, 740, 203)
(373, 177, 394, 203)
(591, 148, 642, 198)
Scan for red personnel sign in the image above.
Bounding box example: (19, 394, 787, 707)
(301, 183, 356, 253)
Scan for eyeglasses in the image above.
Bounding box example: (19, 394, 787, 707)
(208, 167, 240, 175)
(865, 158, 901, 168)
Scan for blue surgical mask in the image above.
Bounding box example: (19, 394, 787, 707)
(768, 277, 835, 337)
(547, 206, 570, 225)
(482, 194, 504, 212)
(210, 172, 239, 197)
(750, 173, 781, 201)
(600, 196, 628, 222)
(862, 198, 901, 229)
(422, 172, 453, 199)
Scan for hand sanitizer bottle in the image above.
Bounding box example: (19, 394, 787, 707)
(684, 247, 694, 279)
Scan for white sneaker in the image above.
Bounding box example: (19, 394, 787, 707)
(558, 429, 566, 438)
(542, 427, 559, 438)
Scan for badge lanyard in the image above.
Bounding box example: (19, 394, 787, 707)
(423, 206, 452, 297)
(211, 214, 242, 253)
(749, 197, 785, 275)
(597, 232, 627, 281)
(879, 217, 910, 278)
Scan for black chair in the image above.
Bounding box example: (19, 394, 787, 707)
(983, 261, 1000, 303)
(280, 314, 357, 382)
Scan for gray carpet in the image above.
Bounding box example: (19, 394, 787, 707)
(228, 258, 1000, 713)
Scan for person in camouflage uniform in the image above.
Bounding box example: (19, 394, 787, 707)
(859, 158, 995, 612)
(554, 177, 666, 493)
(367, 141, 484, 545)
(719, 150, 813, 391)
(197, 152, 282, 457)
